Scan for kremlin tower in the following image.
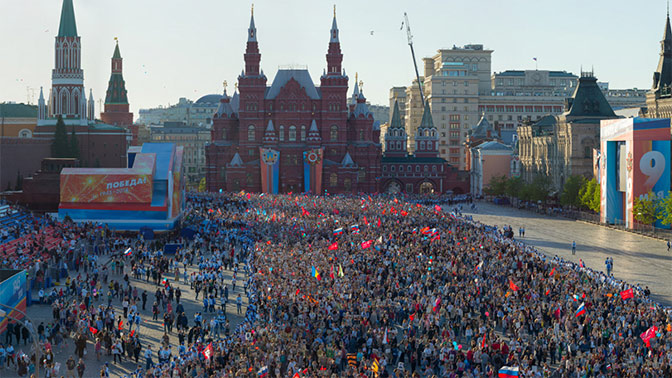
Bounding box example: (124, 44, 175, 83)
(100, 40, 134, 127)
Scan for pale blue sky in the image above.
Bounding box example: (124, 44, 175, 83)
(0, 0, 668, 116)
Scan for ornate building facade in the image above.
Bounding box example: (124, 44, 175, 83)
(380, 100, 468, 194)
(33, 0, 128, 168)
(100, 41, 133, 128)
(206, 10, 381, 194)
(644, 13, 672, 118)
(517, 73, 617, 190)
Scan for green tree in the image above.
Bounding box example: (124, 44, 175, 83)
(560, 175, 586, 208)
(579, 178, 601, 212)
(505, 176, 524, 200)
(528, 175, 551, 202)
(633, 191, 662, 226)
(69, 126, 80, 159)
(659, 193, 672, 226)
(52, 115, 70, 158)
(198, 177, 206, 192)
(485, 175, 508, 196)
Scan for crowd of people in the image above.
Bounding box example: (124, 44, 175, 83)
(0, 192, 670, 377)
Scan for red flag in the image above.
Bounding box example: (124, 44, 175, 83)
(246, 193, 251, 200)
(509, 280, 519, 292)
(481, 333, 486, 348)
(329, 265, 335, 280)
(328, 242, 338, 250)
(271, 214, 276, 222)
(361, 240, 373, 249)
(400, 210, 408, 217)
(430, 234, 440, 242)
(549, 267, 556, 276)
(394, 198, 399, 204)
(640, 326, 658, 347)
(377, 218, 381, 228)
(130, 330, 135, 337)
(409, 313, 415, 321)
(301, 207, 309, 217)
(620, 288, 634, 300)
(363, 216, 369, 225)
(202, 342, 214, 360)
(434, 205, 441, 213)
(89, 326, 98, 334)
(118, 320, 123, 330)
(545, 289, 550, 296)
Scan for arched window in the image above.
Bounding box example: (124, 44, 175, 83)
(344, 178, 352, 191)
(61, 91, 69, 114)
(18, 129, 32, 138)
(330, 173, 338, 187)
(247, 125, 255, 141)
(330, 125, 338, 141)
(289, 125, 297, 141)
(407, 165, 412, 172)
(424, 165, 429, 172)
(222, 128, 227, 140)
(279, 126, 285, 141)
(420, 141, 426, 150)
(300, 125, 306, 141)
(415, 165, 420, 172)
(359, 130, 364, 140)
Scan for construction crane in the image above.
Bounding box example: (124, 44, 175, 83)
(404, 12, 425, 107)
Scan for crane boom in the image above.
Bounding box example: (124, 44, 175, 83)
(404, 12, 425, 107)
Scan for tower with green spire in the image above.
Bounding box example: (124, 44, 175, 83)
(100, 39, 133, 127)
(47, 0, 88, 125)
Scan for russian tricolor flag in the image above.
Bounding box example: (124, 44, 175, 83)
(333, 228, 343, 236)
(124, 248, 132, 256)
(575, 302, 586, 317)
(258, 366, 269, 377)
(350, 224, 360, 234)
(498, 366, 519, 378)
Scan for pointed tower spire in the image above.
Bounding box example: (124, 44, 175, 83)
(653, 9, 672, 93)
(243, 4, 261, 76)
(325, 4, 343, 75)
(330, 5, 339, 43)
(100, 40, 133, 126)
(248, 4, 257, 42)
(38, 87, 46, 121)
(88, 88, 95, 120)
(58, 0, 78, 37)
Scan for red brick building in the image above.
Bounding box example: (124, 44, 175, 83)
(381, 100, 469, 194)
(206, 10, 381, 194)
(100, 41, 133, 129)
(33, 0, 128, 168)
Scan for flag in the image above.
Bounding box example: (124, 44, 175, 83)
(361, 240, 373, 249)
(545, 289, 550, 296)
(572, 294, 580, 302)
(329, 265, 335, 280)
(124, 248, 132, 257)
(350, 224, 360, 234)
(312, 266, 321, 281)
(430, 233, 440, 242)
(498, 366, 519, 378)
(409, 313, 415, 322)
(301, 207, 309, 217)
(246, 193, 251, 200)
(363, 216, 369, 225)
(118, 320, 124, 330)
(328, 242, 338, 250)
(347, 353, 357, 367)
(640, 325, 658, 347)
(532, 57, 537, 61)
(549, 267, 555, 276)
(420, 226, 430, 234)
(432, 297, 441, 312)
(89, 326, 98, 334)
(400, 210, 408, 217)
(481, 333, 486, 348)
(130, 330, 135, 337)
(509, 280, 519, 292)
(475, 261, 484, 272)
(620, 288, 634, 300)
(377, 218, 381, 227)
(333, 228, 343, 236)
(257, 366, 269, 377)
(434, 204, 441, 213)
(575, 302, 586, 317)
(382, 328, 388, 344)
(202, 342, 214, 360)
(393, 198, 399, 204)
(338, 264, 344, 277)
(371, 358, 379, 374)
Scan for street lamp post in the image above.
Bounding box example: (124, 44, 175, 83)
(0, 305, 40, 378)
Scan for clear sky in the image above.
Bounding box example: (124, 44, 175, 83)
(0, 0, 668, 118)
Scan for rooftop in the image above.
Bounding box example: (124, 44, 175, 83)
(0, 103, 38, 118)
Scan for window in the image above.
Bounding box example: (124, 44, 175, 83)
(330, 173, 338, 187)
(248, 125, 255, 141)
(289, 125, 296, 141)
(359, 130, 364, 140)
(279, 125, 285, 141)
(358, 168, 366, 181)
(415, 165, 420, 172)
(18, 129, 32, 138)
(249, 148, 255, 156)
(330, 125, 338, 141)
(300, 125, 306, 141)
(449, 114, 460, 121)
(344, 178, 352, 191)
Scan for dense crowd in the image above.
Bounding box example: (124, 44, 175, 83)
(0, 192, 670, 377)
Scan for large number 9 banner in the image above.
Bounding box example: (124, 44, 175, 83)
(640, 150, 665, 188)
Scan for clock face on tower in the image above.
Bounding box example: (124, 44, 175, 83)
(532, 72, 542, 83)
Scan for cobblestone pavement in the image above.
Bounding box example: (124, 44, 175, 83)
(462, 201, 672, 306)
(13, 254, 248, 378)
